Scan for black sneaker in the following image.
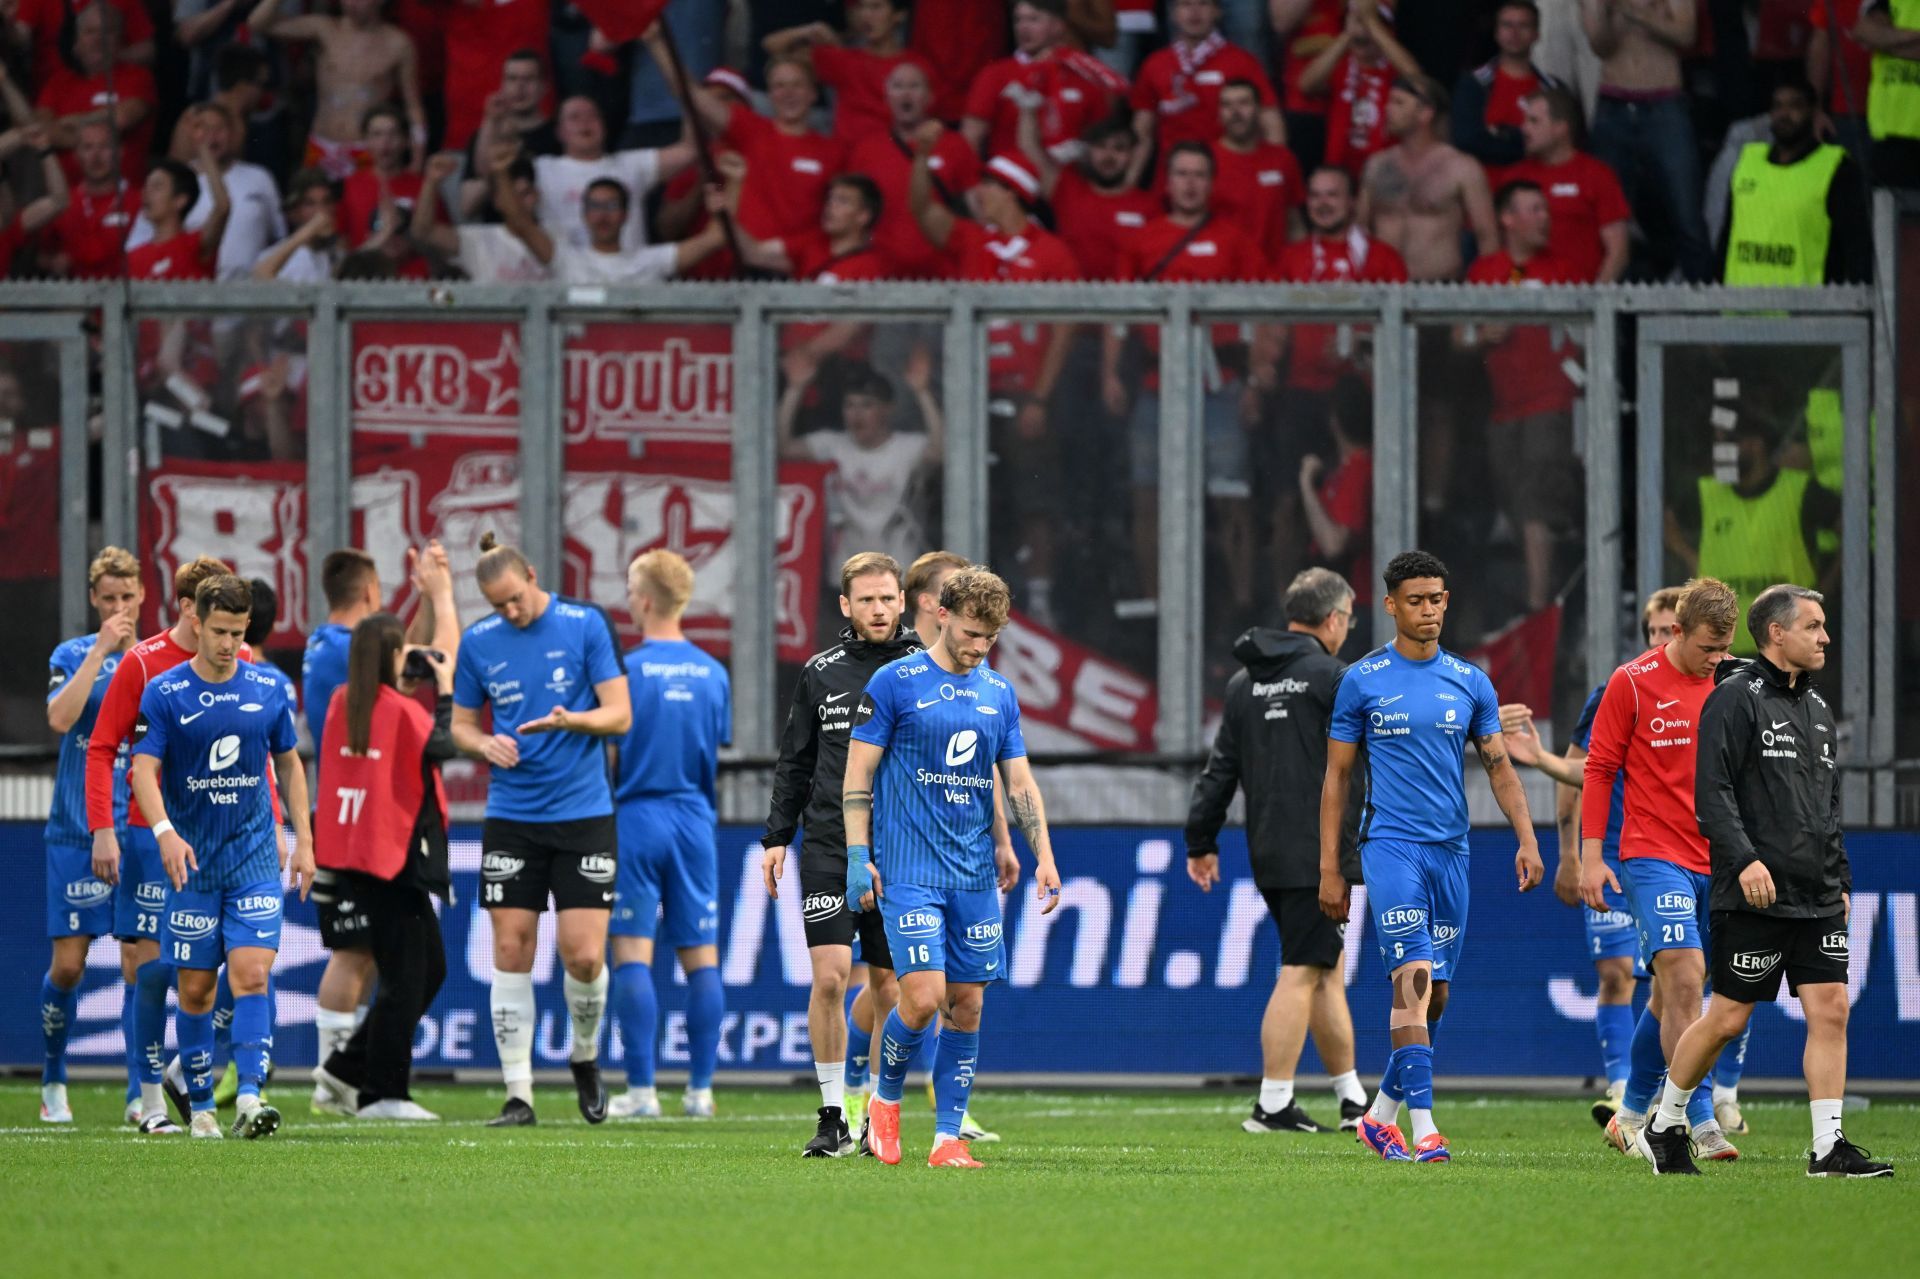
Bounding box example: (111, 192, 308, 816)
(1808, 1135, 1894, 1178)
(1338, 1099, 1368, 1133)
(857, 1114, 876, 1157)
(802, 1106, 855, 1158)
(487, 1097, 537, 1127)
(162, 1066, 192, 1128)
(1243, 1102, 1326, 1133)
(571, 1060, 609, 1125)
(1635, 1120, 1701, 1175)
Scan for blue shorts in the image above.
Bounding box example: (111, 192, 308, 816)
(880, 883, 1005, 984)
(1583, 859, 1639, 963)
(610, 798, 719, 948)
(1620, 857, 1712, 971)
(162, 880, 284, 971)
(46, 839, 113, 938)
(115, 825, 168, 943)
(1359, 837, 1470, 982)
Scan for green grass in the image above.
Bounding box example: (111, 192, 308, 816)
(2, 1084, 1913, 1278)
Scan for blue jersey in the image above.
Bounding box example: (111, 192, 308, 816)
(45, 636, 130, 847)
(132, 661, 297, 892)
(1330, 644, 1501, 846)
(301, 622, 351, 750)
(852, 655, 1027, 891)
(453, 595, 624, 822)
(1570, 683, 1625, 863)
(615, 638, 731, 807)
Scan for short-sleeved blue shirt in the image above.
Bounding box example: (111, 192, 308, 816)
(1329, 644, 1501, 846)
(852, 655, 1027, 891)
(45, 635, 128, 846)
(615, 638, 731, 808)
(453, 595, 624, 822)
(301, 622, 351, 751)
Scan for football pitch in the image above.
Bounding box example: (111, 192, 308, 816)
(3, 1084, 1913, 1277)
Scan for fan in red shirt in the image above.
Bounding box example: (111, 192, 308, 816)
(1029, 115, 1156, 280)
(1505, 87, 1630, 283)
(338, 105, 435, 280)
(1273, 0, 1347, 144)
(843, 61, 981, 280)
(728, 168, 894, 370)
(37, 3, 156, 184)
(1103, 141, 1271, 608)
(1128, 0, 1283, 186)
(126, 155, 230, 411)
(42, 120, 138, 279)
(1298, 372, 1375, 602)
(0, 121, 70, 277)
(912, 0, 1010, 122)
(1807, 0, 1872, 124)
(1301, 0, 1423, 179)
(767, 0, 937, 145)
(1210, 79, 1306, 247)
(443, 0, 550, 152)
(961, 0, 1127, 164)
(1577, 578, 1741, 1145)
(1461, 180, 1584, 613)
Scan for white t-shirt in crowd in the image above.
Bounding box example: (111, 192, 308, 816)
(534, 149, 662, 252)
(126, 161, 285, 281)
(456, 225, 553, 283)
(259, 241, 335, 283)
(803, 429, 931, 570)
(548, 242, 679, 285)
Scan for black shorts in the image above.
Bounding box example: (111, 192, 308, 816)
(1261, 886, 1345, 970)
(799, 856, 894, 967)
(1710, 909, 1850, 1004)
(310, 867, 373, 950)
(480, 815, 618, 913)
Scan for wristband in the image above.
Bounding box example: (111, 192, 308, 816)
(152, 820, 175, 838)
(846, 847, 873, 906)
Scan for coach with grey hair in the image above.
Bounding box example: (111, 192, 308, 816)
(1634, 584, 1890, 1177)
(1185, 567, 1367, 1136)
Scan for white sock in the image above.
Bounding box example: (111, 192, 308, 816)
(353, 1003, 370, 1029)
(817, 1061, 846, 1110)
(1367, 1089, 1400, 1125)
(563, 967, 609, 1064)
(1258, 1078, 1294, 1112)
(236, 1092, 259, 1118)
(1810, 1098, 1843, 1159)
(140, 1082, 164, 1118)
(1652, 1076, 1692, 1132)
(315, 1007, 358, 1066)
(1409, 1107, 1437, 1142)
(1330, 1070, 1367, 1106)
(164, 1055, 185, 1090)
(491, 969, 536, 1103)
(1712, 1083, 1738, 1106)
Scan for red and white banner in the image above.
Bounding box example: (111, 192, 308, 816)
(993, 612, 1159, 752)
(351, 321, 732, 446)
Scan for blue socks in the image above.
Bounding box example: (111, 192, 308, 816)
(1380, 1021, 1438, 1105)
(178, 1010, 216, 1112)
(685, 966, 724, 1092)
(40, 975, 76, 1086)
(612, 961, 658, 1088)
(212, 969, 235, 1071)
(1595, 1002, 1635, 1087)
(1624, 1005, 1665, 1114)
(845, 1019, 874, 1092)
(930, 1028, 979, 1140)
(231, 993, 272, 1099)
(1688, 1075, 1715, 1127)
(132, 959, 171, 1085)
(875, 1008, 928, 1104)
(1397, 1043, 1436, 1110)
(1715, 1023, 1751, 1090)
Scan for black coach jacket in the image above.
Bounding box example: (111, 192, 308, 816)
(763, 625, 923, 866)
(1695, 655, 1849, 918)
(1185, 628, 1360, 889)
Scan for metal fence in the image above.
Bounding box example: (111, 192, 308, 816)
(0, 196, 1902, 825)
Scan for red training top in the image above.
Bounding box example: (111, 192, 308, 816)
(316, 686, 447, 879)
(1580, 645, 1716, 872)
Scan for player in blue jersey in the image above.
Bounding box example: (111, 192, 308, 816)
(843, 567, 1063, 1168)
(128, 575, 314, 1139)
(1319, 551, 1545, 1163)
(305, 543, 459, 1115)
(38, 547, 143, 1124)
(605, 550, 731, 1121)
(452, 533, 631, 1127)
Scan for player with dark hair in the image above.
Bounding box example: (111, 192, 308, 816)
(763, 551, 921, 1156)
(1640, 585, 1889, 1178)
(39, 547, 143, 1124)
(844, 567, 1063, 1167)
(1320, 551, 1543, 1163)
(451, 533, 631, 1127)
(129, 575, 313, 1138)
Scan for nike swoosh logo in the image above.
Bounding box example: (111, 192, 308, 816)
(601, 892, 613, 902)
(826, 692, 850, 703)
(1771, 719, 1790, 729)
(984, 962, 998, 971)
(1378, 695, 1403, 706)
(255, 930, 274, 939)
(486, 662, 508, 675)
(916, 697, 942, 709)
(1656, 699, 1680, 710)
(180, 710, 206, 724)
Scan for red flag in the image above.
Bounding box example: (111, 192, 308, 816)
(1464, 602, 1563, 716)
(573, 0, 671, 44)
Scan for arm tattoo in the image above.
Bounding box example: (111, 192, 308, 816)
(1008, 788, 1042, 843)
(1474, 738, 1508, 773)
(844, 790, 871, 813)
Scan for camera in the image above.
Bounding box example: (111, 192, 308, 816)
(402, 648, 444, 683)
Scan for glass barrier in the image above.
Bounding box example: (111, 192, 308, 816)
(0, 338, 66, 743)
